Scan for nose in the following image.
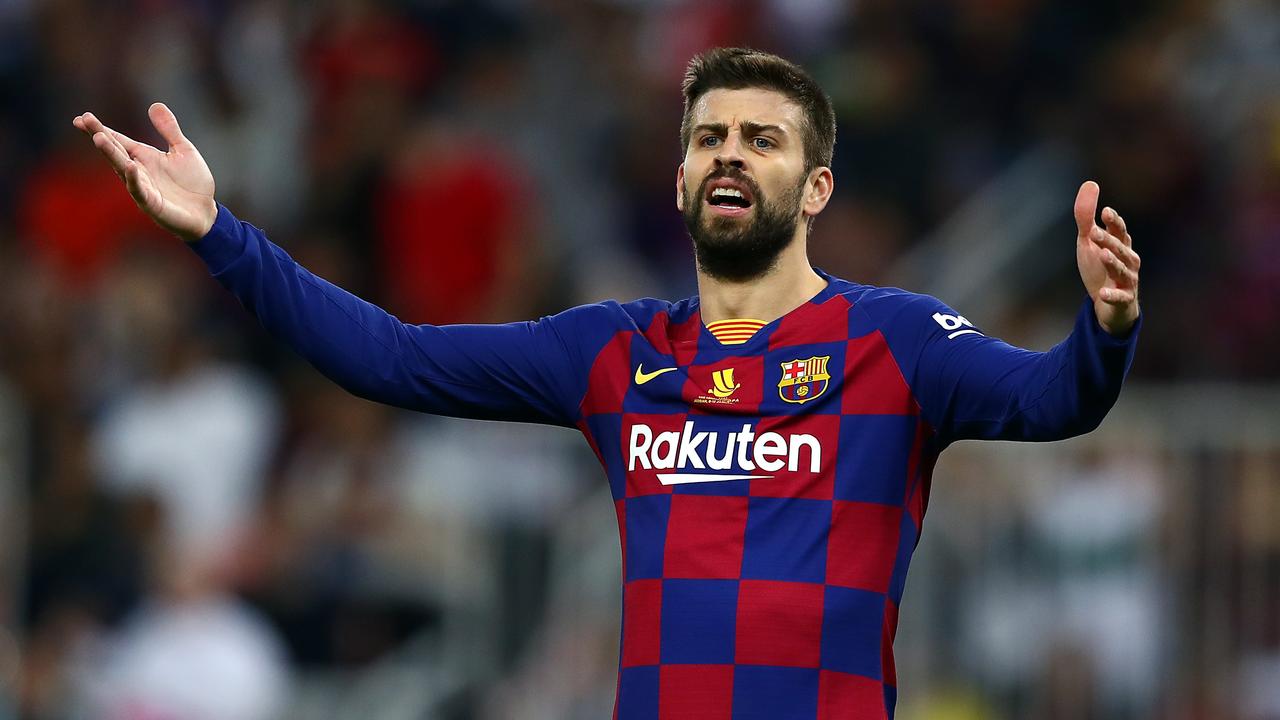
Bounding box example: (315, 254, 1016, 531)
(714, 133, 746, 170)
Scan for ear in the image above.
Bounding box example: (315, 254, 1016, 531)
(802, 166, 834, 218)
(675, 163, 686, 212)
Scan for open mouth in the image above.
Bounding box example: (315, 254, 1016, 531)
(704, 178, 755, 216)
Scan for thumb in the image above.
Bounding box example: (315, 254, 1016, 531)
(1074, 180, 1100, 237)
(148, 102, 186, 148)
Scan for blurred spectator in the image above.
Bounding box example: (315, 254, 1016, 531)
(74, 593, 288, 720)
(237, 372, 435, 668)
(66, 500, 288, 720)
(19, 140, 167, 291)
(1025, 448, 1167, 715)
(962, 447, 1166, 717)
(124, 0, 309, 230)
(302, 0, 438, 252)
(23, 419, 146, 633)
(89, 248, 279, 577)
(375, 115, 538, 324)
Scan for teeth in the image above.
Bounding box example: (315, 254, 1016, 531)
(711, 187, 745, 199)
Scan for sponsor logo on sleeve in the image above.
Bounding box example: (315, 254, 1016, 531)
(932, 312, 983, 340)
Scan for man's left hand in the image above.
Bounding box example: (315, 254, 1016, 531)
(1074, 180, 1140, 335)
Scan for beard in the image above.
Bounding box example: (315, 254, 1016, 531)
(682, 167, 807, 282)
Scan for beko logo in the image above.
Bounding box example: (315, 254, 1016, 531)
(627, 422, 821, 485)
(932, 312, 982, 340)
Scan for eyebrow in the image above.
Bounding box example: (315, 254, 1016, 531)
(691, 121, 788, 138)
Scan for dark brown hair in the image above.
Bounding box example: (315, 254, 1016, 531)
(680, 47, 836, 172)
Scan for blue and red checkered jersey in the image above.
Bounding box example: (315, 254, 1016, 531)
(192, 206, 1140, 719)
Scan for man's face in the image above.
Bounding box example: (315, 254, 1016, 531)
(677, 88, 813, 281)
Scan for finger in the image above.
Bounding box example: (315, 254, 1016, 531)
(1074, 180, 1100, 237)
(77, 112, 154, 159)
(1099, 248, 1139, 287)
(75, 112, 104, 138)
(110, 128, 164, 166)
(148, 102, 187, 148)
(106, 126, 151, 157)
(1098, 287, 1136, 305)
(1090, 227, 1141, 270)
(100, 129, 137, 171)
(92, 131, 134, 176)
(76, 111, 119, 139)
(1102, 206, 1133, 248)
(124, 161, 159, 211)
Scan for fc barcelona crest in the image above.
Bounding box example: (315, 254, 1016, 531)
(778, 356, 831, 404)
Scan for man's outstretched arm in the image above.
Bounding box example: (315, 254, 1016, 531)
(872, 181, 1142, 446)
(73, 106, 596, 426)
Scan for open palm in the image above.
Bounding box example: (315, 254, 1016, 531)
(1073, 181, 1141, 335)
(72, 103, 218, 241)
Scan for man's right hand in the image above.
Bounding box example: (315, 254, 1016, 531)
(73, 103, 217, 242)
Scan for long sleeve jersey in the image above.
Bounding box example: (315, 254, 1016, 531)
(192, 205, 1140, 719)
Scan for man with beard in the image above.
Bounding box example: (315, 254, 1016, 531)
(75, 47, 1140, 719)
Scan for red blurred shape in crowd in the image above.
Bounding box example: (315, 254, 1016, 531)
(377, 146, 529, 325)
(20, 152, 168, 290)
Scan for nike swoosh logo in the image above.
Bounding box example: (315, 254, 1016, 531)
(634, 364, 678, 385)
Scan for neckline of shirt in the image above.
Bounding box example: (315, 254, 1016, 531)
(691, 268, 846, 351)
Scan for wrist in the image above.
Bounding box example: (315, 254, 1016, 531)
(1097, 302, 1140, 336)
(180, 198, 219, 243)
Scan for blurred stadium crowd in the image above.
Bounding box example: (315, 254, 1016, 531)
(0, 0, 1277, 718)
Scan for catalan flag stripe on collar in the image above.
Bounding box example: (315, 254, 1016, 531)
(706, 318, 766, 345)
